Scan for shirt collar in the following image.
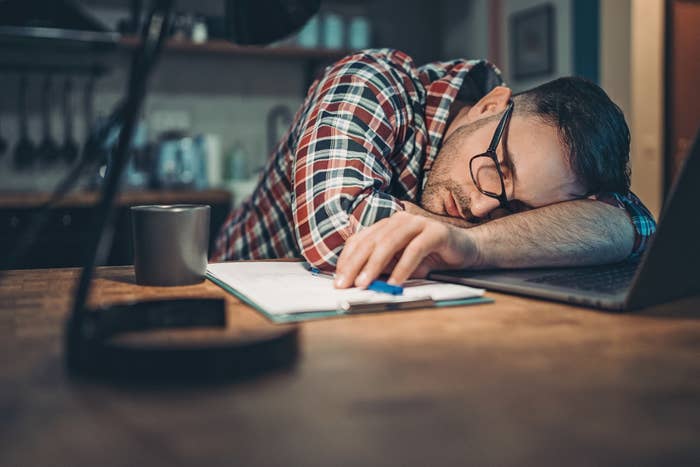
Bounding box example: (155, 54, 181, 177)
(419, 60, 503, 172)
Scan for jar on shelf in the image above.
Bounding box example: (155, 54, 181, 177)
(321, 11, 345, 50)
(348, 16, 371, 50)
(296, 14, 320, 48)
(224, 142, 250, 181)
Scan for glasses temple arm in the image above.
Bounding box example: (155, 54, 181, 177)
(486, 101, 514, 152)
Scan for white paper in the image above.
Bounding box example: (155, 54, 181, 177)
(207, 262, 484, 315)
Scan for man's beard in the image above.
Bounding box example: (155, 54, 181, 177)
(420, 125, 481, 223)
(422, 177, 478, 221)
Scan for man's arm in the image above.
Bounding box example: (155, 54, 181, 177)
(335, 199, 636, 288)
(590, 191, 656, 259)
(292, 50, 418, 269)
(461, 199, 635, 268)
(402, 201, 480, 228)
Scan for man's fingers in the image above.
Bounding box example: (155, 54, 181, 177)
(335, 217, 394, 288)
(336, 223, 370, 272)
(335, 213, 424, 288)
(335, 212, 475, 289)
(387, 224, 446, 284)
(335, 233, 374, 288)
(350, 214, 427, 287)
(412, 263, 433, 279)
(381, 255, 400, 276)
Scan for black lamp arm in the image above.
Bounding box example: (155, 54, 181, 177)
(65, 0, 175, 372)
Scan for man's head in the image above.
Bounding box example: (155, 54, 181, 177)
(421, 77, 631, 222)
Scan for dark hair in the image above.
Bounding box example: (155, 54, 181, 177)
(514, 76, 631, 194)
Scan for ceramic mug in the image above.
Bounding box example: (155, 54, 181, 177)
(131, 204, 210, 286)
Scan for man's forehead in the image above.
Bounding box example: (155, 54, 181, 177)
(508, 115, 583, 205)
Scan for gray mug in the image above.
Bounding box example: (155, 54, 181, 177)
(131, 205, 210, 286)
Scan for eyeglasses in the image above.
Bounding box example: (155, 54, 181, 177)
(468, 100, 515, 211)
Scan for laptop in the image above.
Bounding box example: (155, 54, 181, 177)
(429, 130, 700, 311)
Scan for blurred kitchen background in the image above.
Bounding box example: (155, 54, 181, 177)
(0, 0, 697, 268)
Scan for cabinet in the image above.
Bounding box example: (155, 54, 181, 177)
(0, 189, 232, 269)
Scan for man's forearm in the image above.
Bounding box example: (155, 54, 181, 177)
(402, 201, 479, 228)
(466, 199, 635, 268)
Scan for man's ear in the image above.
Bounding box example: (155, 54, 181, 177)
(465, 86, 512, 123)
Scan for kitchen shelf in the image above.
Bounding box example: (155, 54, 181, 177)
(0, 26, 120, 51)
(118, 36, 352, 61)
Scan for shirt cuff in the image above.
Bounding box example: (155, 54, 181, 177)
(591, 192, 657, 259)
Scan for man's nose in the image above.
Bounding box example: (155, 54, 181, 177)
(469, 193, 501, 219)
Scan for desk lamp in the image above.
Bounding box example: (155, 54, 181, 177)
(64, 0, 320, 379)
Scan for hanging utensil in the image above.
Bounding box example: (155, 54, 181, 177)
(13, 74, 35, 171)
(37, 74, 59, 165)
(61, 77, 79, 163)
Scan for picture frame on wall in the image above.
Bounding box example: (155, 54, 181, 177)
(510, 4, 555, 80)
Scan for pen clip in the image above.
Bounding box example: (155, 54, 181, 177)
(304, 262, 335, 279)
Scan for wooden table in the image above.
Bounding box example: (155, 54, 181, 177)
(1, 267, 699, 467)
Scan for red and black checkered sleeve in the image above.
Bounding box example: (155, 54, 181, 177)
(592, 191, 657, 258)
(292, 51, 412, 269)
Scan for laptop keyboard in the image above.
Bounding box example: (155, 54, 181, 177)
(525, 262, 638, 293)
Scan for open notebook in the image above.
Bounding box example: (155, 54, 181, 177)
(207, 262, 491, 323)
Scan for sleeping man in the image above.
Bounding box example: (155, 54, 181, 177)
(213, 49, 655, 288)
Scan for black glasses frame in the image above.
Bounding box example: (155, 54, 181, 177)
(468, 100, 514, 210)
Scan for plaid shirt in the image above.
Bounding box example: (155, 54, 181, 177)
(214, 49, 656, 268)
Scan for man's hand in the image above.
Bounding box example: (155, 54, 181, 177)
(334, 212, 478, 288)
(334, 199, 636, 289)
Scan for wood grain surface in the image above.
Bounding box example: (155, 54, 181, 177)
(1, 266, 699, 467)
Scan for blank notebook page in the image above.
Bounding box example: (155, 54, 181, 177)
(207, 262, 484, 315)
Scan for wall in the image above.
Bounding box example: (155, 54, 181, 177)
(441, 0, 490, 61)
(368, 0, 442, 65)
(629, 0, 665, 217)
(600, 0, 631, 118)
(602, 0, 667, 217)
(500, 0, 573, 92)
(442, 0, 579, 90)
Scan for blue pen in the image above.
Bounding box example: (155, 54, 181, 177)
(367, 280, 403, 296)
(305, 262, 402, 295)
